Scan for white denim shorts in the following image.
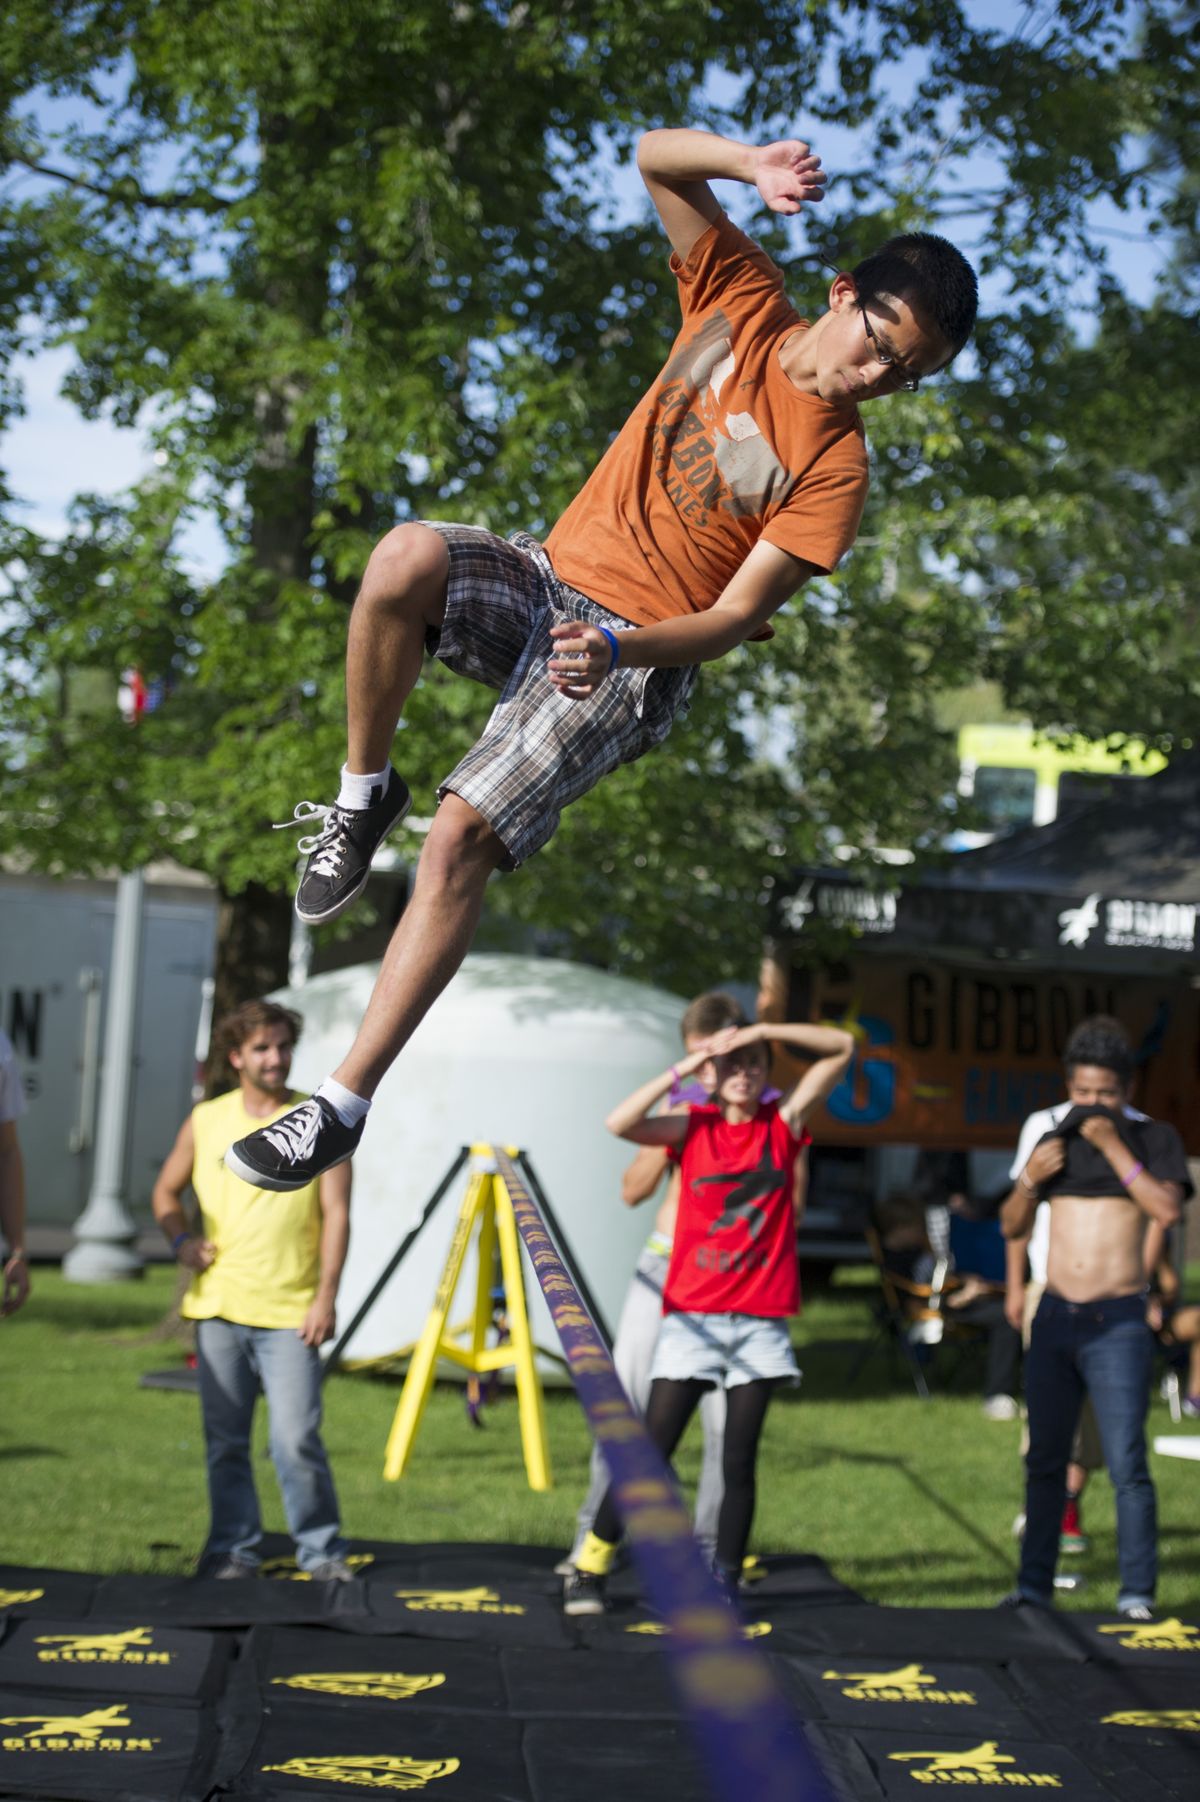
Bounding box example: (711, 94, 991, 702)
(650, 1311, 800, 1389)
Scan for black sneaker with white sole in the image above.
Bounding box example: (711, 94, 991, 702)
(276, 767, 411, 926)
(562, 1569, 607, 1616)
(224, 1096, 364, 1193)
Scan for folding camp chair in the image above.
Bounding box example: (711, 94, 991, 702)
(847, 1224, 986, 1399)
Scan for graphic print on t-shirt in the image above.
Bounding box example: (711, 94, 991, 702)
(663, 1103, 803, 1316)
(650, 312, 795, 529)
(695, 1142, 786, 1242)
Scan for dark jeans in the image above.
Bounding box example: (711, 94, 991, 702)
(1019, 1291, 1156, 1608)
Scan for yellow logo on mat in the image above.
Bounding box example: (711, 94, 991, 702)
(261, 1755, 460, 1791)
(0, 1588, 45, 1610)
(272, 1671, 446, 1701)
(393, 1586, 524, 1616)
(1102, 1709, 1200, 1732)
(888, 1741, 1060, 1788)
(624, 1619, 771, 1641)
(34, 1627, 170, 1666)
(0, 1705, 160, 1754)
(823, 1664, 976, 1705)
(1097, 1617, 1200, 1653)
(261, 1552, 375, 1580)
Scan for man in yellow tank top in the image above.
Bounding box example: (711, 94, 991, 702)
(151, 999, 353, 1580)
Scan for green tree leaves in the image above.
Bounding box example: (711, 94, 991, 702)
(0, 2, 1195, 997)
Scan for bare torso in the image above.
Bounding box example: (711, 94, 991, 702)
(1045, 1192, 1148, 1301)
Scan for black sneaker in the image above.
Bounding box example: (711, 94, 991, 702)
(562, 1569, 607, 1616)
(224, 1096, 364, 1193)
(276, 768, 411, 926)
(996, 1589, 1051, 1610)
(710, 1562, 743, 1609)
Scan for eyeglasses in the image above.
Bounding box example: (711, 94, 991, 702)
(857, 299, 921, 392)
(817, 256, 924, 393)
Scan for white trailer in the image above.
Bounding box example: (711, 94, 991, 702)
(0, 867, 218, 1246)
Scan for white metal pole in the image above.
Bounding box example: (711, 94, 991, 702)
(63, 869, 146, 1282)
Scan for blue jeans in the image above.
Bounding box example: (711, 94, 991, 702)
(1019, 1291, 1156, 1609)
(195, 1317, 346, 1573)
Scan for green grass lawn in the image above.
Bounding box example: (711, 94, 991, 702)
(4, 1265, 1199, 1614)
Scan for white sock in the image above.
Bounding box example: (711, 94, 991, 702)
(337, 763, 391, 811)
(316, 1077, 371, 1127)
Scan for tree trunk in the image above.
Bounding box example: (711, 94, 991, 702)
(205, 882, 295, 1095)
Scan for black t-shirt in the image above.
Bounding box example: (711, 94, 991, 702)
(1038, 1105, 1194, 1200)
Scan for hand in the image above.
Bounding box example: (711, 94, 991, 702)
(1079, 1114, 1121, 1150)
(299, 1298, 336, 1347)
(548, 621, 618, 700)
(753, 139, 828, 215)
(1004, 1286, 1025, 1333)
(177, 1236, 216, 1272)
(1146, 1296, 1164, 1334)
(1, 1252, 29, 1317)
(1025, 1139, 1066, 1185)
(696, 1025, 745, 1063)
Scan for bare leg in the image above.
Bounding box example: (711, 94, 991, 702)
(345, 523, 450, 773)
(331, 795, 506, 1097)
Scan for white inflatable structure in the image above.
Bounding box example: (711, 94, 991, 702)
(276, 955, 686, 1373)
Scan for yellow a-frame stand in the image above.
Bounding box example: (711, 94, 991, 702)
(383, 1144, 552, 1490)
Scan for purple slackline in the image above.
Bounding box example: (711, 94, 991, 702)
(495, 1150, 834, 1802)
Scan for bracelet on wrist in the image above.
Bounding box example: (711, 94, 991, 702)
(597, 625, 621, 670)
(171, 1230, 192, 1253)
(1018, 1170, 1037, 1194)
(1120, 1161, 1144, 1189)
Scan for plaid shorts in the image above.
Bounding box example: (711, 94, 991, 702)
(422, 523, 697, 868)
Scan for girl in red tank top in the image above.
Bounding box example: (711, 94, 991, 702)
(563, 1018, 854, 1616)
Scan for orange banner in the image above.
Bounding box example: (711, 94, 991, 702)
(772, 961, 1199, 1153)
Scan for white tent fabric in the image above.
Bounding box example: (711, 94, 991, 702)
(277, 954, 686, 1369)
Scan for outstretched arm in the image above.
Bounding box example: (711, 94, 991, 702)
(549, 539, 820, 698)
(637, 128, 827, 262)
(606, 1037, 726, 1146)
(735, 1022, 854, 1131)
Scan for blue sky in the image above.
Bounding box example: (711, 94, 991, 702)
(1, 1, 1167, 579)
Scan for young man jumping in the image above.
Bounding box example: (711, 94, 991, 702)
(226, 126, 977, 1191)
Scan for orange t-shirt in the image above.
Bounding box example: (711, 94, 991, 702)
(545, 212, 869, 628)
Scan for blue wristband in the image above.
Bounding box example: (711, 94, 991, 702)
(597, 625, 621, 670)
(172, 1231, 192, 1253)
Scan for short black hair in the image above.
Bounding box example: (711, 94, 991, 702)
(852, 232, 978, 357)
(1063, 1015, 1133, 1086)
